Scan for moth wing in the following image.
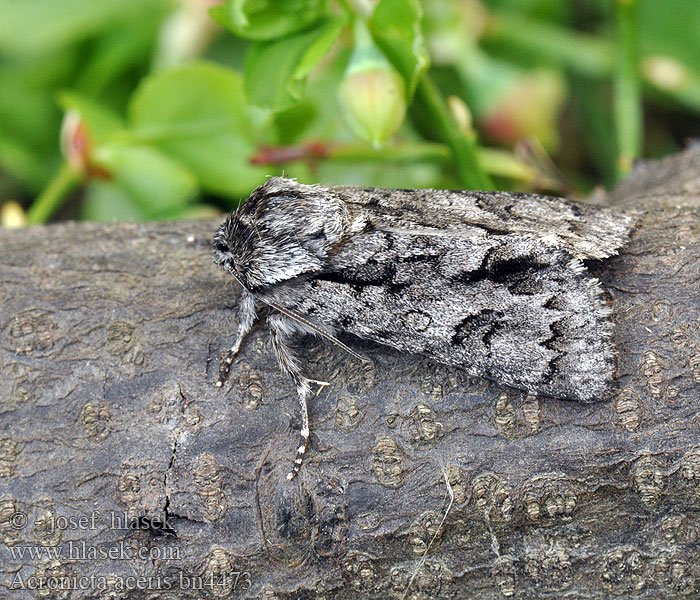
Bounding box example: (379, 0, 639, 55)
(336, 186, 633, 260)
(291, 226, 616, 403)
(248, 180, 629, 402)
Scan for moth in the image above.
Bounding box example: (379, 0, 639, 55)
(213, 177, 633, 479)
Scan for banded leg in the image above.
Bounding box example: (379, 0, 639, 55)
(268, 314, 312, 480)
(217, 290, 257, 387)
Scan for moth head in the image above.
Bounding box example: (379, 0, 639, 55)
(212, 227, 236, 276)
(213, 177, 347, 291)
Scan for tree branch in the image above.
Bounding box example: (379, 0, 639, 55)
(1, 146, 699, 599)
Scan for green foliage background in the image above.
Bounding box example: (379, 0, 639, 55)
(0, 0, 698, 224)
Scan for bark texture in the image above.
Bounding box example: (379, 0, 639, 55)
(1, 146, 699, 599)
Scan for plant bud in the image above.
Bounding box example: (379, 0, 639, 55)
(60, 110, 91, 174)
(337, 22, 406, 148)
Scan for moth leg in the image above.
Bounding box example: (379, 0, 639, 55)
(268, 313, 313, 480)
(308, 379, 331, 390)
(216, 290, 257, 387)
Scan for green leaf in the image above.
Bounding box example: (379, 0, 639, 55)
(92, 144, 197, 217)
(57, 91, 125, 143)
(210, 0, 328, 41)
(368, 0, 430, 97)
(75, 17, 164, 96)
(0, 55, 71, 191)
(273, 102, 317, 143)
(0, 136, 50, 193)
(81, 180, 144, 221)
(245, 16, 345, 111)
(127, 61, 266, 196)
(0, 0, 168, 54)
(639, 0, 700, 72)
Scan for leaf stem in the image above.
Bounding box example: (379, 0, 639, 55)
(483, 11, 614, 77)
(329, 141, 449, 162)
(614, 0, 642, 179)
(415, 75, 493, 190)
(26, 162, 81, 225)
(251, 141, 536, 183)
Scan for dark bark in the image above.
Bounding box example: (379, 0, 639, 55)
(1, 146, 699, 600)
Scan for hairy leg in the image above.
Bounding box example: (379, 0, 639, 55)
(217, 290, 257, 387)
(268, 313, 313, 480)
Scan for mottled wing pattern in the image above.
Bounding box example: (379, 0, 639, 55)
(334, 186, 632, 260)
(263, 184, 634, 403)
(290, 231, 610, 402)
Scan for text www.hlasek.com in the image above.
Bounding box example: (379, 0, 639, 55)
(7, 540, 180, 561)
